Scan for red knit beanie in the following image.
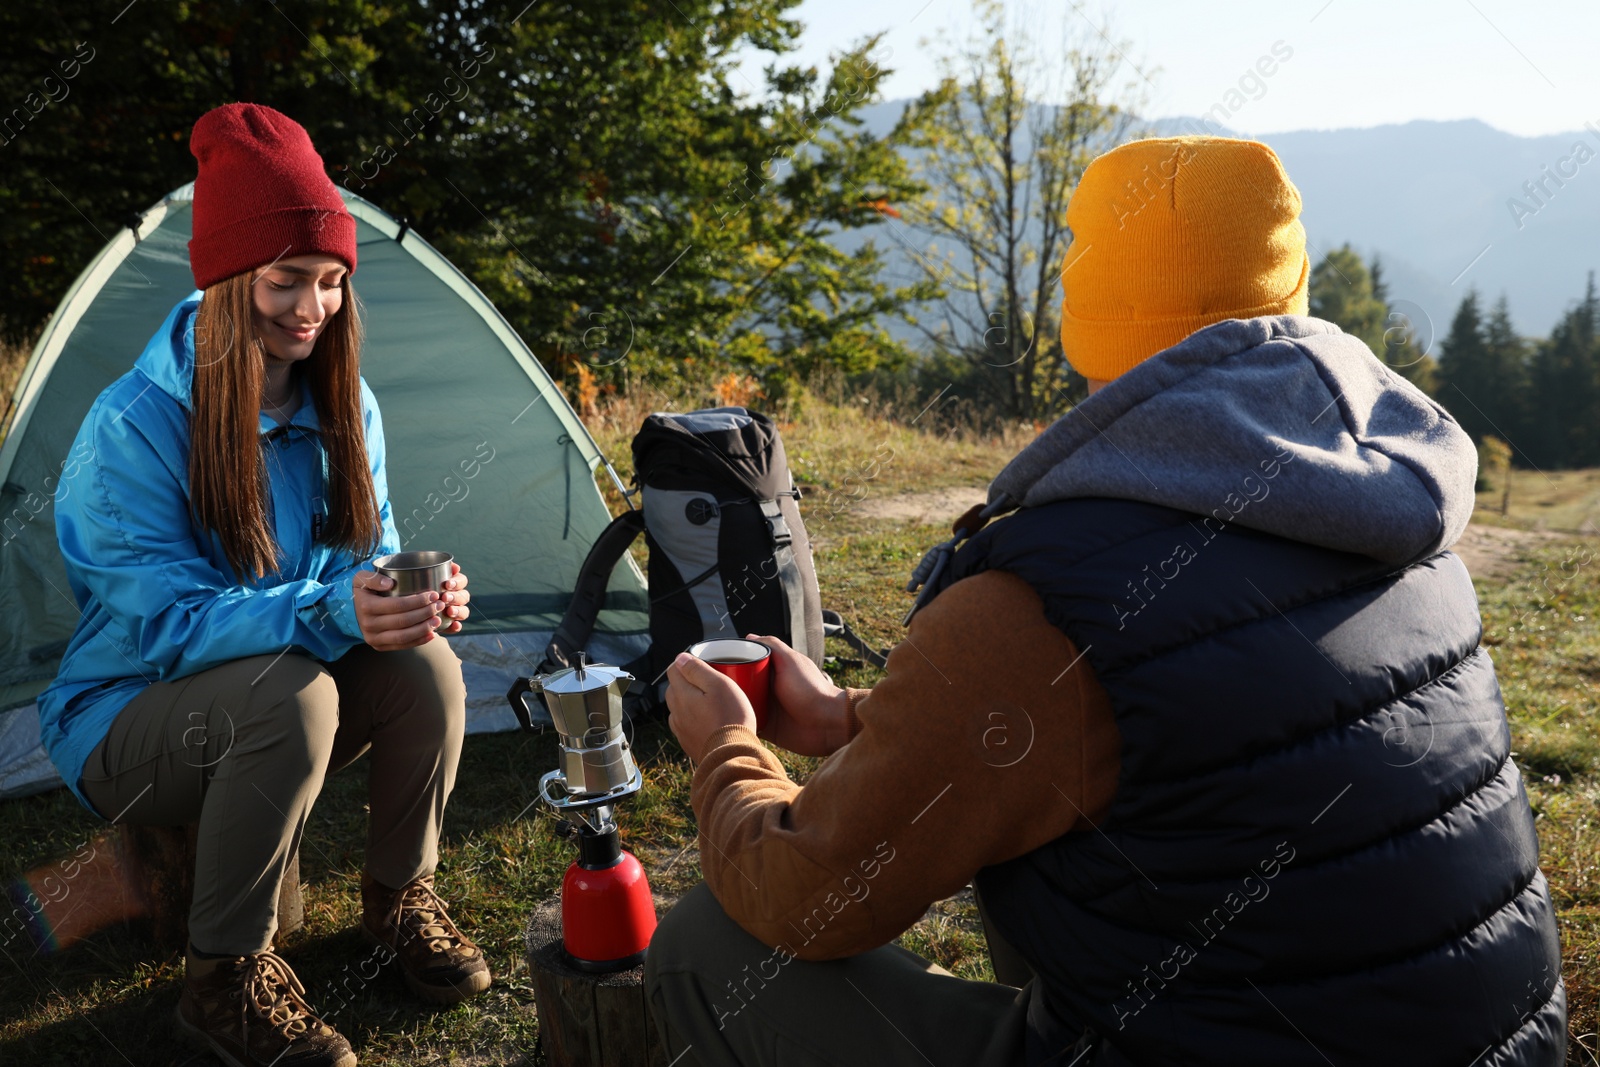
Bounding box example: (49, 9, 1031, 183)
(187, 102, 357, 291)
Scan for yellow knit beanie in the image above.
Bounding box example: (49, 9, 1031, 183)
(1060, 136, 1309, 382)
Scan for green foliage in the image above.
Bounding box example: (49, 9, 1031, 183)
(1309, 245, 1437, 391)
(1477, 435, 1512, 507)
(0, 1, 931, 380)
(1368, 257, 1439, 393)
(1305, 245, 1599, 473)
(894, 0, 1138, 421)
(1310, 245, 1386, 354)
(1527, 275, 1600, 468)
(1435, 277, 1600, 470)
(1439, 292, 1510, 446)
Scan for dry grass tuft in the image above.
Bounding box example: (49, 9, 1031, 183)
(0, 334, 33, 447)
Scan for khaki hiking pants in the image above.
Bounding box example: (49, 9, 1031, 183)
(79, 638, 466, 956)
(645, 883, 1033, 1067)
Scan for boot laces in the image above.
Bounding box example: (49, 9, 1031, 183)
(233, 950, 319, 1041)
(385, 878, 467, 955)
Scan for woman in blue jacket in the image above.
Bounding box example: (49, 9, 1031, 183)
(37, 103, 489, 1067)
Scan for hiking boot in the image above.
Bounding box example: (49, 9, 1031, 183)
(360, 871, 491, 1004)
(176, 946, 356, 1067)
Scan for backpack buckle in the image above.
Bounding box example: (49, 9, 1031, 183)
(762, 500, 793, 548)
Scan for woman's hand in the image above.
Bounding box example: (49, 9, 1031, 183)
(745, 633, 851, 757)
(666, 652, 757, 764)
(352, 562, 471, 650)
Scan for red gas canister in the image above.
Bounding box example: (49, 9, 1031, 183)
(560, 833, 657, 971)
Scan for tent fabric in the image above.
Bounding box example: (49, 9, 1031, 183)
(0, 184, 649, 799)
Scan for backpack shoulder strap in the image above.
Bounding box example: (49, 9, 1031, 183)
(820, 609, 890, 669)
(543, 508, 647, 671)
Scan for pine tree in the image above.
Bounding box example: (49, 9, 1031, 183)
(1480, 296, 1531, 461)
(1436, 291, 1496, 441)
(1529, 274, 1600, 467)
(1309, 244, 1386, 356)
(1371, 257, 1439, 392)
(1309, 247, 1437, 390)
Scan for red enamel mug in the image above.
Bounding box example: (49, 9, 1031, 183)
(687, 638, 772, 730)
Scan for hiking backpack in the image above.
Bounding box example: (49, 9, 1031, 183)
(538, 406, 884, 711)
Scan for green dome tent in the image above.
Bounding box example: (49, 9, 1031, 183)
(0, 183, 649, 798)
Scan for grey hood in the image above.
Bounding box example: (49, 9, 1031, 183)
(988, 315, 1478, 567)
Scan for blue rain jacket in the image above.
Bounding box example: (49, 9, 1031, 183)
(38, 291, 400, 811)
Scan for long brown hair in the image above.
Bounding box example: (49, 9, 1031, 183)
(188, 270, 384, 583)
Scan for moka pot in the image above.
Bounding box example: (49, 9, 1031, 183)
(506, 653, 656, 971)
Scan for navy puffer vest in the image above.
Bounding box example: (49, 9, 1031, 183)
(930, 496, 1567, 1066)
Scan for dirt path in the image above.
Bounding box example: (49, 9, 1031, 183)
(853, 486, 988, 530)
(852, 488, 1574, 582)
(1451, 523, 1572, 581)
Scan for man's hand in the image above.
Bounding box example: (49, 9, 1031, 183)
(666, 652, 757, 764)
(353, 562, 471, 650)
(745, 633, 851, 757)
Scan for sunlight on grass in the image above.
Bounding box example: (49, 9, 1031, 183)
(3, 385, 1597, 1063)
(1477, 537, 1600, 1061)
(0, 382, 1014, 1064)
(1475, 466, 1600, 535)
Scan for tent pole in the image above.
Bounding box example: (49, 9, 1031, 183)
(602, 459, 637, 511)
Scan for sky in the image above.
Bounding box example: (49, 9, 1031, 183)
(737, 0, 1600, 138)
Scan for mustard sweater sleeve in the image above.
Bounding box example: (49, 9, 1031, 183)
(688, 568, 1122, 961)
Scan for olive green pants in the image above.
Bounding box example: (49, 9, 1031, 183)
(79, 638, 466, 956)
(645, 883, 1032, 1067)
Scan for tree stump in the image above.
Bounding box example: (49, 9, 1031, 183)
(114, 823, 302, 951)
(525, 899, 670, 1067)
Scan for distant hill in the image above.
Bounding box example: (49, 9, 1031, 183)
(1238, 117, 1600, 344)
(855, 102, 1600, 346)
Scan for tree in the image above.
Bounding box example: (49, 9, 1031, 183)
(1436, 291, 1493, 437)
(1528, 274, 1600, 467)
(1436, 290, 1537, 463)
(1309, 244, 1386, 355)
(1307, 244, 1437, 391)
(895, 0, 1141, 420)
(1478, 436, 1513, 514)
(1369, 256, 1438, 393)
(0, 1, 931, 381)
(1479, 296, 1530, 454)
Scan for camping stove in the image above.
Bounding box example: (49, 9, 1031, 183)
(507, 653, 657, 972)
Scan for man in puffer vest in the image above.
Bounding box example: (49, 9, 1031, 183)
(648, 135, 1568, 1066)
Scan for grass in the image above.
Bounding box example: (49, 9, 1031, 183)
(0, 379, 1022, 1064)
(1476, 465, 1600, 535)
(0, 378, 1595, 1063)
(0, 334, 31, 444)
(1476, 537, 1600, 1063)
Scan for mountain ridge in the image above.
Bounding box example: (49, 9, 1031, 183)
(857, 102, 1600, 344)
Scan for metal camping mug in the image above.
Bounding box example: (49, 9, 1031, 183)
(688, 638, 773, 730)
(371, 550, 454, 598)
